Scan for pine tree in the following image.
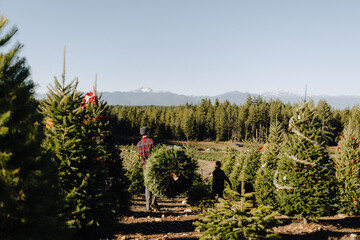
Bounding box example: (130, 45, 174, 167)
(275, 101, 337, 218)
(40, 69, 89, 236)
(316, 100, 335, 145)
(221, 149, 238, 178)
(125, 158, 144, 195)
(0, 16, 67, 239)
(227, 147, 261, 194)
(255, 120, 283, 208)
(334, 123, 360, 214)
(40, 62, 129, 238)
(80, 86, 130, 227)
(194, 197, 281, 239)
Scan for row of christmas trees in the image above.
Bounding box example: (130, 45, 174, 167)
(0, 17, 130, 239)
(194, 101, 360, 239)
(220, 101, 360, 219)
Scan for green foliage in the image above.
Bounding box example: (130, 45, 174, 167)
(227, 148, 261, 193)
(255, 121, 283, 208)
(194, 198, 281, 240)
(110, 95, 294, 142)
(144, 145, 197, 198)
(185, 174, 215, 209)
(0, 16, 68, 239)
(125, 158, 145, 195)
(221, 149, 238, 176)
(40, 74, 86, 233)
(82, 93, 130, 237)
(40, 71, 129, 238)
(334, 124, 360, 214)
(275, 101, 337, 218)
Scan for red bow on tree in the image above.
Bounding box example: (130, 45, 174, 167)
(82, 92, 98, 108)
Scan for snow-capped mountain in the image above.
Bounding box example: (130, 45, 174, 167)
(262, 90, 302, 97)
(35, 88, 360, 109)
(133, 87, 153, 93)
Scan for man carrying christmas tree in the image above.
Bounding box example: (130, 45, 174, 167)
(212, 161, 232, 198)
(137, 126, 160, 211)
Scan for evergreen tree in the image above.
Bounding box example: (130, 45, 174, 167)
(183, 108, 196, 140)
(334, 124, 360, 214)
(125, 158, 144, 195)
(316, 99, 335, 145)
(194, 199, 281, 240)
(215, 105, 227, 141)
(79, 88, 130, 237)
(0, 16, 67, 239)
(275, 101, 337, 218)
(41, 65, 129, 238)
(348, 106, 360, 139)
(221, 149, 238, 178)
(255, 120, 283, 208)
(228, 148, 261, 194)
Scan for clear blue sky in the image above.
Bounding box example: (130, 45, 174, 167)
(1, 0, 360, 96)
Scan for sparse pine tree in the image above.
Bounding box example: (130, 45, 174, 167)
(0, 16, 67, 240)
(255, 120, 283, 208)
(334, 123, 360, 214)
(275, 101, 337, 218)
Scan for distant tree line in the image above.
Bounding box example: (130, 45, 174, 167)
(110, 96, 360, 145)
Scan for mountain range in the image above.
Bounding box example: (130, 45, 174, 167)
(36, 87, 360, 109)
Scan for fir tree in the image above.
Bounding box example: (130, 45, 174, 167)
(40, 68, 87, 236)
(194, 197, 281, 239)
(0, 16, 67, 239)
(125, 158, 144, 195)
(221, 149, 238, 178)
(40, 62, 129, 238)
(255, 120, 283, 208)
(334, 123, 360, 214)
(275, 101, 337, 218)
(228, 147, 261, 194)
(80, 86, 130, 225)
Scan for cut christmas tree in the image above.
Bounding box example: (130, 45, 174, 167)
(144, 146, 197, 198)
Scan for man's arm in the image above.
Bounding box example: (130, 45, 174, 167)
(224, 173, 232, 189)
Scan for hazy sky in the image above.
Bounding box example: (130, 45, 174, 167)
(1, 0, 360, 96)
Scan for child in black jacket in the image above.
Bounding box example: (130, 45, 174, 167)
(212, 161, 232, 198)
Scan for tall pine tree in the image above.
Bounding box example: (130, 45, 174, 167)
(0, 16, 68, 239)
(275, 101, 337, 218)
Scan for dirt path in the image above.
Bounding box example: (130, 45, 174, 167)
(116, 197, 360, 240)
(116, 159, 360, 240)
(116, 196, 200, 240)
